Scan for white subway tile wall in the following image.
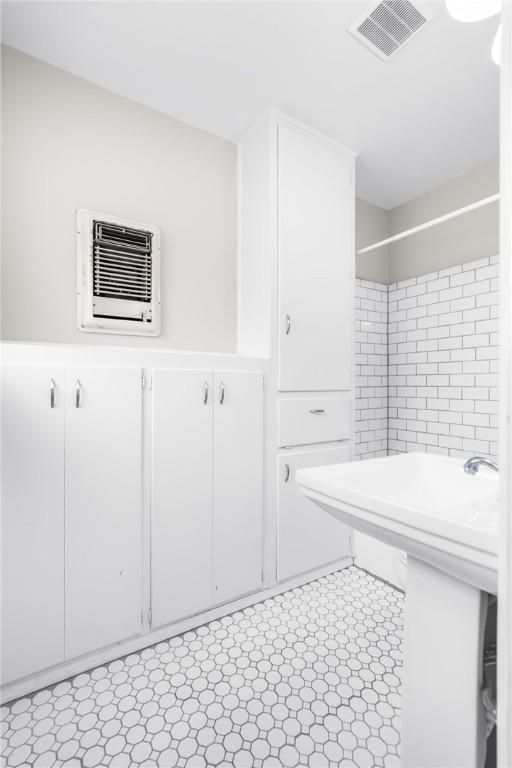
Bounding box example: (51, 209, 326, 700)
(388, 256, 499, 460)
(355, 279, 388, 459)
(355, 256, 500, 462)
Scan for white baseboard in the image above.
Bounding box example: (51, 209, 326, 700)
(1, 556, 353, 704)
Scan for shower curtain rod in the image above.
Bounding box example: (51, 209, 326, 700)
(357, 193, 500, 255)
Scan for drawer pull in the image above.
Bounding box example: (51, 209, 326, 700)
(284, 463, 290, 482)
(309, 409, 325, 414)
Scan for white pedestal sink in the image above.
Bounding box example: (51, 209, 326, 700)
(296, 453, 499, 768)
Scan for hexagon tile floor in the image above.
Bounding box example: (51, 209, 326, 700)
(1, 566, 404, 768)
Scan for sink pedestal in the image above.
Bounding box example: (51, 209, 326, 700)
(402, 556, 488, 768)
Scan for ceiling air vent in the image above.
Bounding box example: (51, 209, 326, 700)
(348, 1, 434, 60)
(77, 209, 161, 336)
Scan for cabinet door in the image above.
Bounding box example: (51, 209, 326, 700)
(278, 446, 351, 582)
(65, 367, 142, 659)
(213, 371, 264, 603)
(1, 365, 65, 683)
(278, 122, 353, 391)
(151, 369, 214, 628)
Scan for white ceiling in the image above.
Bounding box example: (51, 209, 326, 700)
(1, 1, 500, 209)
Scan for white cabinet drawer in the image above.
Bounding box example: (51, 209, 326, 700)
(278, 396, 351, 448)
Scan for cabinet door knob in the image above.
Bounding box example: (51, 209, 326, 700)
(203, 380, 209, 405)
(75, 379, 82, 409)
(219, 381, 225, 405)
(50, 379, 56, 409)
(285, 314, 291, 335)
(284, 463, 290, 483)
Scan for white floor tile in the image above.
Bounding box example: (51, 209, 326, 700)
(1, 567, 404, 767)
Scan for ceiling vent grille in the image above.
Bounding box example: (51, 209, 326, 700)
(77, 210, 161, 336)
(348, 1, 433, 60)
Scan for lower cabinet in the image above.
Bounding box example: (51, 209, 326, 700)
(2, 357, 350, 691)
(151, 369, 214, 629)
(1, 364, 143, 684)
(65, 367, 142, 659)
(151, 369, 264, 628)
(277, 446, 351, 582)
(1, 365, 65, 683)
(213, 371, 264, 603)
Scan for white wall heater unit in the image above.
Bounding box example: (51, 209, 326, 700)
(76, 209, 161, 336)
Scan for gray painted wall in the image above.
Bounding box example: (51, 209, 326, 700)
(355, 198, 389, 283)
(356, 158, 499, 284)
(388, 158, 499, 283)
(1, 46, 237, 351)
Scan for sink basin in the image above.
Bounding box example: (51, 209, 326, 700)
(296, 452, 499, 594)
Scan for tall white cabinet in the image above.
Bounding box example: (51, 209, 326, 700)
(238, 111, 356, 582)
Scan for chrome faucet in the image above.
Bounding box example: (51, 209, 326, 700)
(463, 456, 499, 475)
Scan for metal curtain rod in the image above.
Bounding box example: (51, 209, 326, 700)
(357, 193, 500, 255)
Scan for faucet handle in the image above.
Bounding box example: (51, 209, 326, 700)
(463, 456, 499, 475)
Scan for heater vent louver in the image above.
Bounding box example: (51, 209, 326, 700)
(93, 221, 153, 304)
(348, 1, 433, 61)
(77, 210, 161, 336)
